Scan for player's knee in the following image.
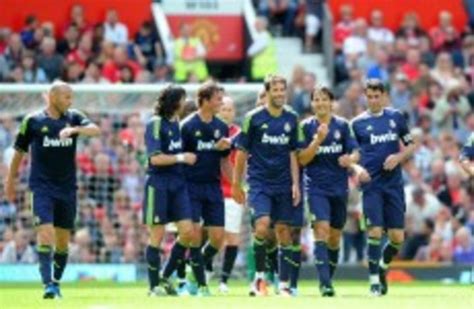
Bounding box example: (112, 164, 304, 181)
(389, 230, 404, 244)
(178, 224, 194, 245)
(210, 230, 225, 248)
(37, 225, 55, 246)
(275, 224, 291, 245)
(367, 227, 382, 239)
(314, 222, 330, 242)
(254, 217, 270, 239)
(291, 228, 301, 244)
(328, 229, 342, 248)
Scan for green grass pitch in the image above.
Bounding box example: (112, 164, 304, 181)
(0, 281, 472, 309)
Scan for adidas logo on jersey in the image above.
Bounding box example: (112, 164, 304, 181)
(318, 143, 343, 154)
(168, 140, 182, 151)
(43, 136, 73, 147)
(197, 140, 215, 151)
(370, 132, 398, 145)
(261, 133, 289, 145)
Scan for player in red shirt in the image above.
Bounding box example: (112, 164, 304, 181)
(217, 95, 243, 293)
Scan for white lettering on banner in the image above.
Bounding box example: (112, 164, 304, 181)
(197, 140, 215, 151)
(318, 143, 343, 154)
(43, 136, 73, 147)
(162, 0, 243, 15)
(261, 133, 289, 145)
(370, 132, 398, 145)
(168, 140, 182, 151)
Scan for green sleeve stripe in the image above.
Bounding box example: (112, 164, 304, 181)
(19, 116, 31, 135)
(37, 245, 52, 253)
(242, 114, 252, 134)
(153, 117, 161, 140)
(298, 123, 305, 142)
(146, 186, 155, 226)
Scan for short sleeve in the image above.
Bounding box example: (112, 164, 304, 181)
(145, 118, 162, 157)
(396, 112, 413, 146)
(299, 121, 312, 149)
(343, 121, 358, 153)
(14, 115, 33, 153)
(236, 113, 253, 151)
(71, 109, 92, 126)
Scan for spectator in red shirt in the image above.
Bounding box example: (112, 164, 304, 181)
(101, 46, 141, 83)
(67, 31, 93, 70)
(396, 12, 427, 46)
(429, 11, 460, 52)
(401, 48, 422, 82)
(334, 4, 355, 52)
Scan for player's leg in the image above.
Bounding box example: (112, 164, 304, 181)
(31, 191, 56, 299)
(289, 227, 302, 295)
(362, 189, 384, 296)
(327, 195, 348, 280)
(202, 185, 225, 277)
(273, 191, 294, 296)
(265, 228, 278, 285)
(50, 192, 77, 297)
(142, 183, 169, 295)
(308, 193, 333, 296)
(379, 187, 406, 295)
(248, 188, 272, 296)
(220, 198, 243, 292)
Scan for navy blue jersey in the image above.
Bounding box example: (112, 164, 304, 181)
(181, 112, 229, 183)
(14, 109, 92, 193)
(351, 108, 413, 187)
(145, 116, 184, 176)
(237, 106, 299, 189)
(301, 116, 357, 195)
(461, 132, 474, 160)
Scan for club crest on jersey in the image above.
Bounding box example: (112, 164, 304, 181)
(389, 119, 397, 128)
(260, 123, 268, 130)
(41, 126, 49, 133)
(195, 130, 202, 137)
(366, 125, 373, 131)
(214, 129, 221, 139)
(168, 130, 173, 136)
(284, 122, 291, 133)
(334, 130, 341, 140)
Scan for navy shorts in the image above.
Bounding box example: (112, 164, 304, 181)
(142, 175, 192, 226)
(362, 185, 406, 229)
(248, 186, 293, 225)
(31, 190, 77, 229)
(188, 182, 225, 227)
(308, 193, 347, 229)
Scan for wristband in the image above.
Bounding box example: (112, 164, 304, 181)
(176, 153, 185, 163)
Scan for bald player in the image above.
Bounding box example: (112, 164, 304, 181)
(4, 81, 101, 299)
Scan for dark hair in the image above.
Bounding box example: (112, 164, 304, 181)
(154, 85, 186, 119)
(264, 74, 287, 91)
(25, 15, 37, 26)
(310, 86, 335, 101)
(364, 78, 386, 93)
(197, 81, 223, 107)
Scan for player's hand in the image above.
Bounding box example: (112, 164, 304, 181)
(313, 123, 329, 144)
(383, 154, 401, 171)
(183, 152, 197, 165)
(214, 138, 231, 151)
(358, 168, 371, 183)
(232, 182, 246, 204)
(338, 154, 352, 168)
(4, 178, 16, 203)
(292, 183, 301, 207)
(59, 127, 79, 139)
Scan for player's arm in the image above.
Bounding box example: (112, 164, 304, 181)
(290, 151, 301, 206)
(220, 156, 233, 183)
(62, 110, 101, 138)
(232, 150, 247, 204)
(384, 114, 416, 171)
(149, 152, 196, 166)
(297, 123, 328, 166)
(5, 115, 33, 203)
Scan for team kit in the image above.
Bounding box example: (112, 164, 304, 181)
(5, 77, 474, 299)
